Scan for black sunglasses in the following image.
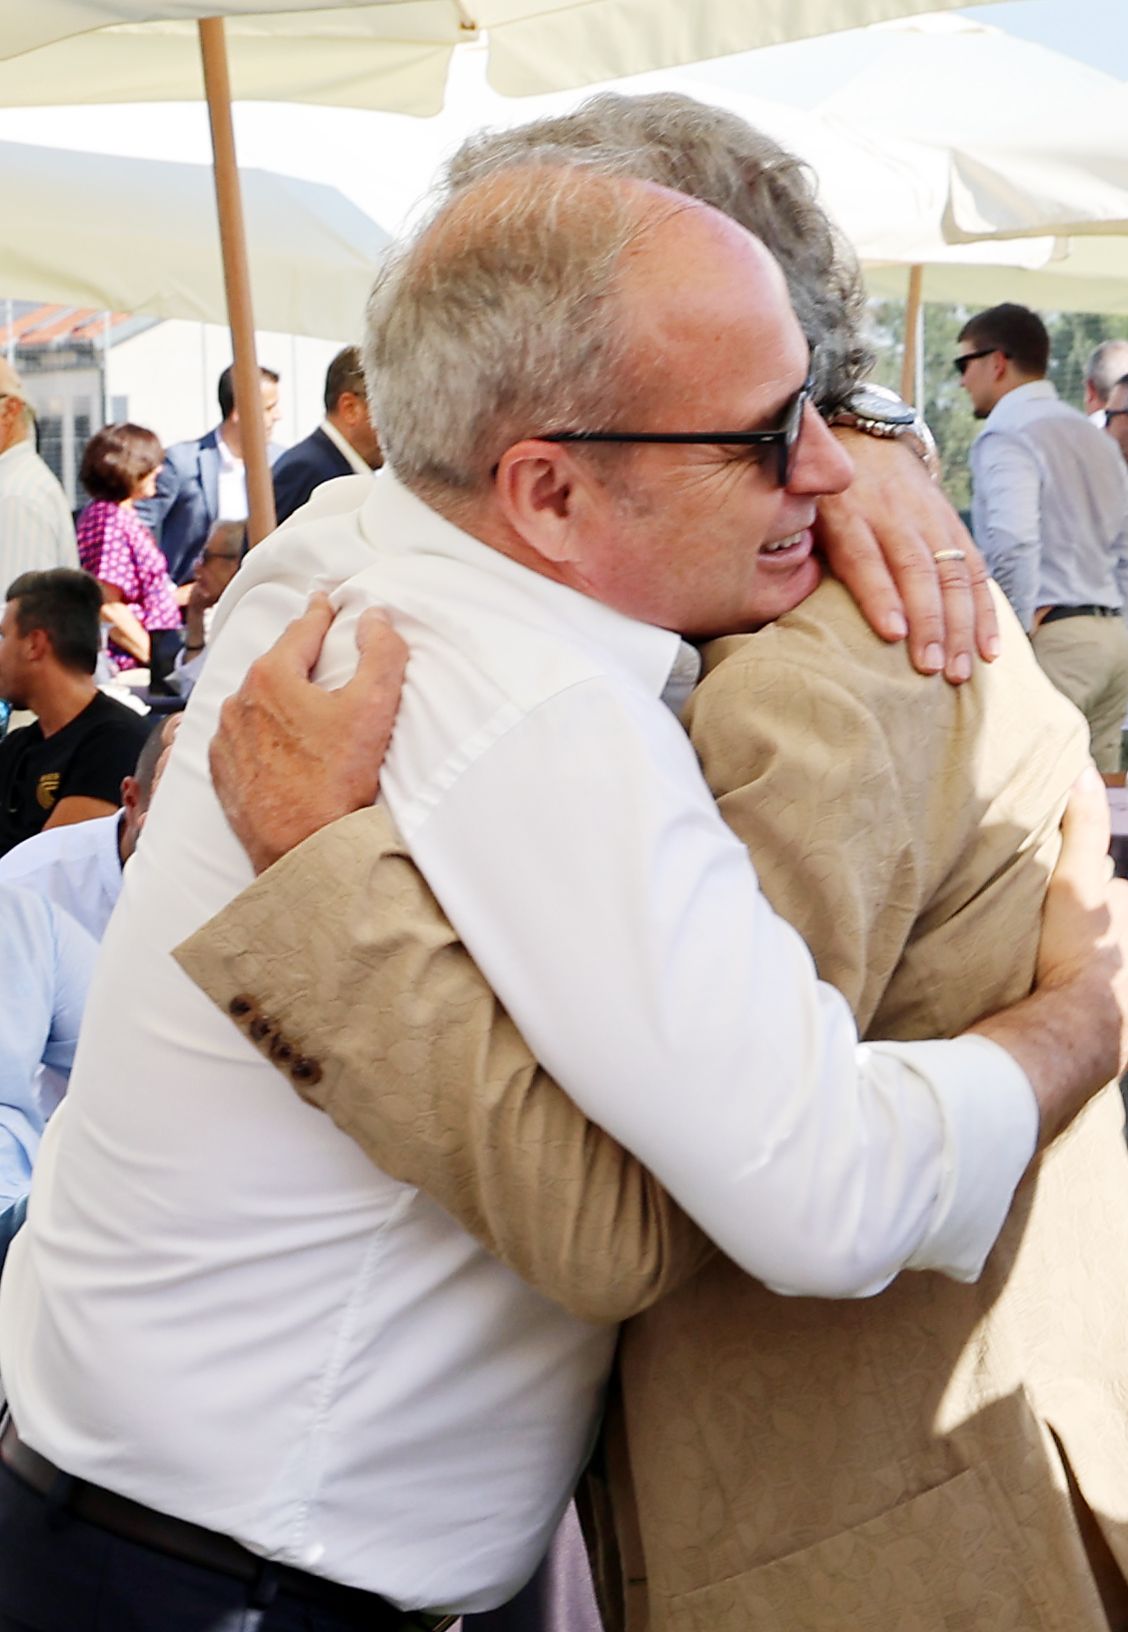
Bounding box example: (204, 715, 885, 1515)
(953, 347, 1003, 377)
(1106, 408, 1128, 421)
(539, 373, 815, 488)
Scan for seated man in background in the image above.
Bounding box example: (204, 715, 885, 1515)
(187, 97, 1128, 1632)
(0, 569, 151, 857)
(168, 520, 247, 698)
(272, 345, 382, 525)
(0, 715, 170, 940)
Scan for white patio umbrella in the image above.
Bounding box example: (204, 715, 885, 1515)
(671, 11, 1128, 395)
(4, 2, 1030, 109)
(864, 236, 1128, 318)
(803, 16, 1128, 241)
(0, 1, 1040, 539)
(0, 139, 390, 337)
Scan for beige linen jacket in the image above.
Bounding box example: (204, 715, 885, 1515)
(178, 579, 1128, 1632)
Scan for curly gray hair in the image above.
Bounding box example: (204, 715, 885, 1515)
(364, 92, 871, 499)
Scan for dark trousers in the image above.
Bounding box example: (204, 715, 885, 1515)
(0, 1461, 386, 1632)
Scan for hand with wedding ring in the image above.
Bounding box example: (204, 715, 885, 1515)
(816, 431, 997, 684)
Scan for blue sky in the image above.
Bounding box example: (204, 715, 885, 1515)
(967, 0, 1128, 74)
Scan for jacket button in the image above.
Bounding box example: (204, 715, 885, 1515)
(228, 994, 255, 1020)
(291, 1057, 323, 1087)
(249, 1014, 276, 1044)
(270, 1035, 295, 1066)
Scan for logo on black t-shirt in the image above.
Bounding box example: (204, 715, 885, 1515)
(35, 772, 60, 811)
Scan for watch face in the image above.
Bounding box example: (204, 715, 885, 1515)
(847, 385, 916, 427)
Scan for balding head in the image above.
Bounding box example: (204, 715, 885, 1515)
(366, 162, 728, 501)
(441, 91, 870, 408)
(1086, 339, 1128, 414)
(366, 157, 852, 638)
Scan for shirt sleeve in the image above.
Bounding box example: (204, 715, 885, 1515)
(78, 505, 141, 607)
(405, 679, 1038, 1300)
(129, 515, 182, 632)
(0, 889, 97, 1208)
(970, 432, 1043, 629)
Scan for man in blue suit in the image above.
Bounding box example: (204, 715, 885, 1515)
(138, 363, 282, 584)
(272, 346, 382, 525)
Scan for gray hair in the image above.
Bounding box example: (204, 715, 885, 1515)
(1085, 339, 1128, 403)
(364, 158, 680, 500)
(442, 91, 872, 408)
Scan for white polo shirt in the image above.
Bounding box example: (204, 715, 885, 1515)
(0, 469, 1037, 1612)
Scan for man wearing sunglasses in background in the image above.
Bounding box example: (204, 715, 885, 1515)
(957, 302, 1128, 773)
(1105, 373, 1128, 470)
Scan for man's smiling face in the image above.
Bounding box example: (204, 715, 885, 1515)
(565, 205, 855, 639)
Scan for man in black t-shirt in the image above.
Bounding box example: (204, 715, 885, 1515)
(0, 569, 150, 856)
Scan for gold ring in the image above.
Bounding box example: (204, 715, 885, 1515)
(932, 548, 967, 563)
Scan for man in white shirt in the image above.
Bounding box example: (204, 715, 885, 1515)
(2, 163, 1127, 1632)
(272, 346, 382, 524)
(0, 712, 167, 939)
(958, 302, 1128, 772)
(0, 360, 77, 588)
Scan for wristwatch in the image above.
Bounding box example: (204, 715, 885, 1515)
(825, 384, 939, 478)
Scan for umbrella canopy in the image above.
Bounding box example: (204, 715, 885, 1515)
(810, 16, 1128, 240)
(0, 138, 390, 338)
(0, 0, 1027, 112)
(865, 237, 1128, 317)
(688, 13, 1128, 242)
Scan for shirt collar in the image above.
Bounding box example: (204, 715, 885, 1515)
(983, 378, 1057, 431)
(215, 429, 241, 471)
(360, 467, 694, 704)
(320, 418, 373, 478)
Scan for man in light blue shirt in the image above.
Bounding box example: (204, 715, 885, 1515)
(957, 302, 1128, 772)
(0, 885, 96, 1265)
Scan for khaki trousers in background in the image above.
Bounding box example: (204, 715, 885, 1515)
(1032, 611, 1128, 773)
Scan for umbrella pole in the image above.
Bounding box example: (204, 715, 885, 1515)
(900, 264, 924, 408)
(198, 17, 277, 546)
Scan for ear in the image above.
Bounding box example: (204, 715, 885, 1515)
(337, 391, 361, 427)
(120, 775, 140, 817)
(494, 440, 600, 569)
(24, 627, 50, 663)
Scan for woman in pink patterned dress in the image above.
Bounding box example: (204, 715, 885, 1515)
(76, 423, 181, 672)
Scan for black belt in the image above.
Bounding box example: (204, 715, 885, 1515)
(1041, 604, 1120, 625)
(0, 1414, 455, 1629)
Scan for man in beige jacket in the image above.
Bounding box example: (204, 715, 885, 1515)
(178, 100, 1128, 1632)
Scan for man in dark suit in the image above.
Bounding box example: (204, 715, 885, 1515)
(272, 346, 382, 525)
(138, 363, 282, 584)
